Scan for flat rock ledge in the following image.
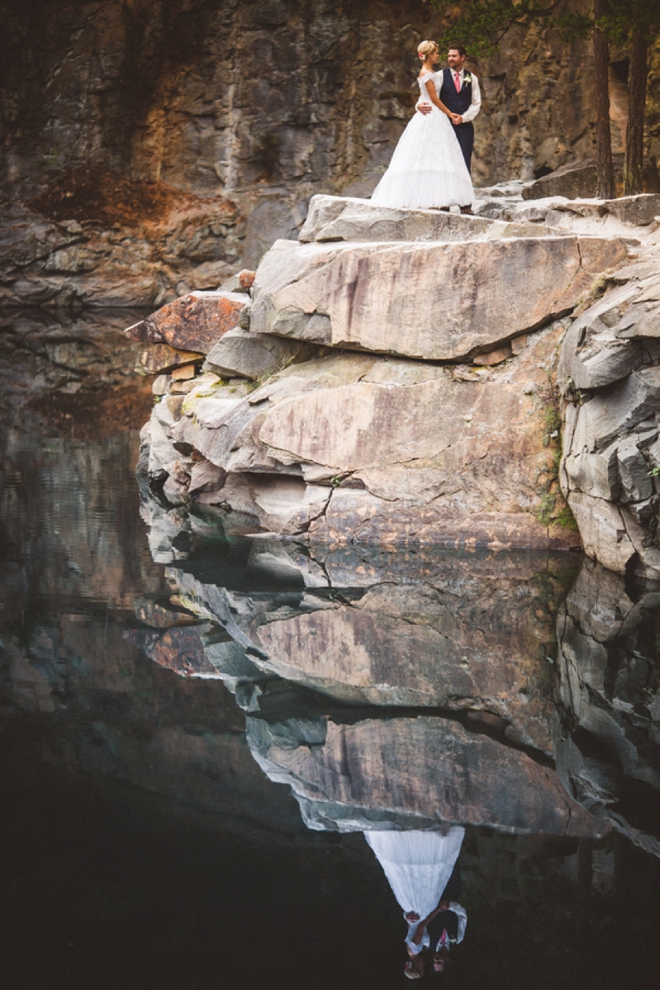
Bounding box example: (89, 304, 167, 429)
(132, 194, 660, 558)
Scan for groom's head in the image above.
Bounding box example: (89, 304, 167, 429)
(447, 45, 467, 71)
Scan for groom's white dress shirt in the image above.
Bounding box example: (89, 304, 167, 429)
(433, 68, 482, 122)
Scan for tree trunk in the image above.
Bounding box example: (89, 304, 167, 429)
(623, 28, 649, 195)
(593, 0, 614, 199)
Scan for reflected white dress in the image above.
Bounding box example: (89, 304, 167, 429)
(365, 828, 466, 956)
(370, 72, 474, 209)
(364, 827, 465, 917)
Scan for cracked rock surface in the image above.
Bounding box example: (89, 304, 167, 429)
(559, 241, 660, 576)
(135, 193, 660, 560)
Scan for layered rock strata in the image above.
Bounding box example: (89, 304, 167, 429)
(247, 713, 601, 836)
(135, 194, 657, 552)
(558, 241, 660, 576)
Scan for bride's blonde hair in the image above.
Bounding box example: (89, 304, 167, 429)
(418, 40, 438, 61)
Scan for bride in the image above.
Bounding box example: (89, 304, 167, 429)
(370, 40, 474, 212)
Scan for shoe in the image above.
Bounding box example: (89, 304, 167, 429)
(460, 206, 474, 215)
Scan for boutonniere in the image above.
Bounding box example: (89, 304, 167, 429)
(463, 73, 472, 85)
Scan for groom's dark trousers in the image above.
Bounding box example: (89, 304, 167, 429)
(438, 67, 474, 174)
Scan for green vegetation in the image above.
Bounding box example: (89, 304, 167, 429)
(532, 380, 578, 531)
(429, 0, 660, 195)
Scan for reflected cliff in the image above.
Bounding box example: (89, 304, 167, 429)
(555, 558, 660, 857)
(135, 489, 660, 857)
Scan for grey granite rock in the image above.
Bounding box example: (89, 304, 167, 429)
(250, 233, 626, 362)
(204, 327, 316, 380)
(559, 252, 660, 576)
(297, 194, 561, 244)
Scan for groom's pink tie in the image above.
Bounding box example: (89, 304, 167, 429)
(454, 72, 461, 92)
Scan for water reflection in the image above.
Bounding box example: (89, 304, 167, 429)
(365, 828, 466, 978)
(133, 530, 596, 835)
(2, 332, 660, 987)
(132, 491, 660, 983)
(555, 558, 660, 856)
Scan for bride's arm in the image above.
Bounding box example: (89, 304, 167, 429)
(422, 78, 453, 118)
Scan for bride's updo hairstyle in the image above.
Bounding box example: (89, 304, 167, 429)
(417, 40, 438, 62)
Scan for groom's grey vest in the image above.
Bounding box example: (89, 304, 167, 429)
(438, 68, 472, 115)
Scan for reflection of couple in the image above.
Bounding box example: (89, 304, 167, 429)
(365, 827, 467, 979)
(370, 42, 481, 213)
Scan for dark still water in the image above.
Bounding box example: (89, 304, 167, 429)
(1, 312, 660, 990)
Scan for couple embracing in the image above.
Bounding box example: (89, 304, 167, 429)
(371, 42, 481, 214)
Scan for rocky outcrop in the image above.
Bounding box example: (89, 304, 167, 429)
(555, 558, 660, 856)
(251, 220, 625, 362)
(559, 244, 660, 576)
(521, 159, 622, 201)
(135, 194, 655, 551)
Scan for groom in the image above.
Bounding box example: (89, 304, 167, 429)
(418, 44, 482, 214)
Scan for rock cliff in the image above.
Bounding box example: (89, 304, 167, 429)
(135, 192, 660, 564)
(2, 0, 659, 308)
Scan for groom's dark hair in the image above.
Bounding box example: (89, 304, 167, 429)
(448, 44, 467, 57)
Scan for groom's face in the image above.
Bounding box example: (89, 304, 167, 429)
(447, 49, 467, 71)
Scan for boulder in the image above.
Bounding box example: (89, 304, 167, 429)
(135, 624, 220, 678)
(203, 327, 316, 380)
(219, 269, 257, 292)
(250, 235, 626, 361)
(138, 344, 204, 375)
(247, 713, 605, 836)
(565, 368, 660, 454)
(522, 160, 600, 201)
(617, 437, 654, 503)
(565, 492, 635, 574)
(558, 283, 648, 391)
(298, 194, 560, 244)
(559, 329, 645, 390)
(125, 290, 248, 354)
(514, 193, 660, 229)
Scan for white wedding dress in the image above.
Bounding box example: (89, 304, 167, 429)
(370, 71, 474, 210)
(364, 827, 465, 918)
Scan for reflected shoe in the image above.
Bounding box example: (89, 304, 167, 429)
(460, 206, 474, 215)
